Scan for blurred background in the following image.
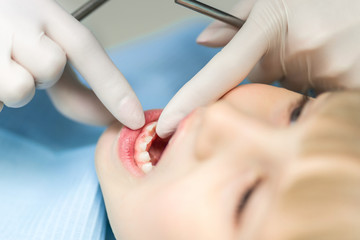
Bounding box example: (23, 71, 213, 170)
(59, 0, 237, 48)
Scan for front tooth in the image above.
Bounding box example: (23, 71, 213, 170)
(144, 136, 153, 144)
(145, 122, 157, 132)
(138, 136, 153, 151)
(141, 162, 153, 173)
(139, 142, 148, 151)
(138, 151, 151, 162)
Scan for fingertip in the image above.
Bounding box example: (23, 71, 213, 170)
(196, 22, 238, 48)
(196, 35, 213, 47)
(196, 29, 213, 45)
(125, 112, 145, 130)
(116, 95, 145, 130)
(156, 125, 173, 139)
(196, 26, 220, 47)
(156, 112, 178, 139)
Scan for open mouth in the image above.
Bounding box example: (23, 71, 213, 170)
(117, 109, 169, 177)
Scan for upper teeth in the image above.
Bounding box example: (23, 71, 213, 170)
(145, 122, 157, 132)
(139, 142, 148, 152)
(134, 121, 158, 174)
(141, 163, 153, 173)
(138, 151, 151, 162)
(137, 131, 156, 152)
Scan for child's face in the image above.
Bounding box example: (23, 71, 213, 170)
(95, 84, 356, 240)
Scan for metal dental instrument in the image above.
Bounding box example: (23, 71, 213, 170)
(72, 0, 109, 21)
(175, 0, 245, 29)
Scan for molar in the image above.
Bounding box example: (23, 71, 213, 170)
(145, 122, 157, 132)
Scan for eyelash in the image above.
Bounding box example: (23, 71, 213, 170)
(237, 188, 255, 213)
(236, 181, 260, 217)
(290, 95, 310, 123)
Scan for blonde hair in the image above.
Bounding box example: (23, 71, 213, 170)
(301, 90, 360, 158)
(276, 165, 360, 240)
(276, 90, 360, 240)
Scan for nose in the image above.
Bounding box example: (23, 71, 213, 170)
(222, 84, 300, 126)
(194, 99, 275, 163)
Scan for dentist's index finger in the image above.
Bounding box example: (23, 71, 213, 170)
(45, 3, 145, 129)
(157, 13, 272, 138)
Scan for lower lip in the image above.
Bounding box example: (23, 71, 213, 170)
(117, 109, 162, 177)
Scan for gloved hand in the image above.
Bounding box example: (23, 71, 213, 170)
(47, 64, 116, 126)
(157, 0, 360, 138)
(0, 0, 144, 129)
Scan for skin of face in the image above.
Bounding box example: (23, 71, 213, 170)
(95, 83, 358, 240)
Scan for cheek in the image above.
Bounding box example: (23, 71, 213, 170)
(95, 122, 122, 177)
(108, 196, 149, 240)
(134, 183, 230, 240)
(113, 186, 193, 239)
(107, 186, 171, 240)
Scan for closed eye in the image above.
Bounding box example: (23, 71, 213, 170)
(236, 180, 261, 218)
(290, 95, 310, 123)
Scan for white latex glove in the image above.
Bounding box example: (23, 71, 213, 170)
(157, 0, 360, 138)
(0, 0, 144, 129)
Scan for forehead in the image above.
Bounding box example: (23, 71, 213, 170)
(222, 84, 299, 102)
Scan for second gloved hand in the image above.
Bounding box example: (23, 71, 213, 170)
(0, 0, 144, 128)
(157, 0, 360, 138)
